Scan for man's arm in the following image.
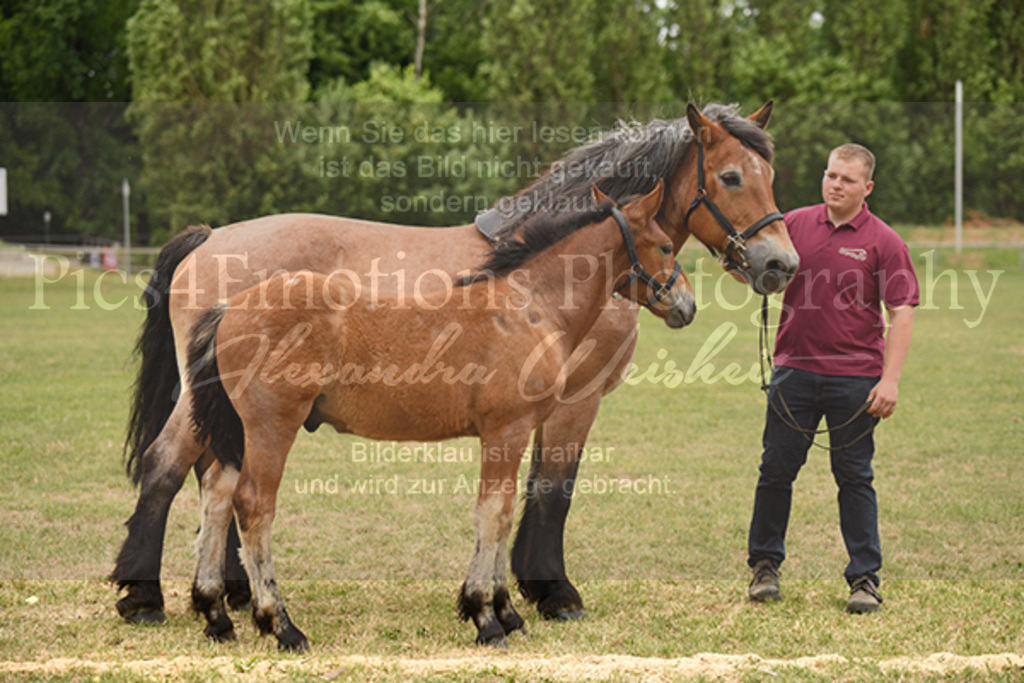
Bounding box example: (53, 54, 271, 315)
(867, 305, 915, 418)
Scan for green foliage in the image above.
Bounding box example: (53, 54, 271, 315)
(0, 0, 136, 101)
(307, 0, 415, 93)
(590, 0, 671, 103)
(4, 0, 1024, 242)
(125, 0, 314, 236)
(126, 0, 312, 102)
(479, 0, 599, 102)
(0, 103, 138, 240)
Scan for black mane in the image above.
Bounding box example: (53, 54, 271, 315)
(462, 199, 617, 284)
(488, 103, 773, 240)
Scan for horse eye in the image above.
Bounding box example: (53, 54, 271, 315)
(719, 171, 742, 188)
(660, 244, 672, 256)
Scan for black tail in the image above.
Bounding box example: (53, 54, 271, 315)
(187, 304, 245, 471)
(124, 224, 213, 485)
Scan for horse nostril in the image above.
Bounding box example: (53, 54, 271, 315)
(766, 258, 797, 276)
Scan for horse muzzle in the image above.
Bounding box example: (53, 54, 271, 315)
(738, 237, 800, 295)
(661, 289, 696, 329)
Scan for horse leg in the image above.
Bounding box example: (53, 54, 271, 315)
(112, 403, 204, 623)
(193, 450, 251, 611)
(459, 427, 529, 648)
(191, 459, 240, 642)
(512, 304, 639, 620)
(223, 515, 251, 610)
(492, 518, 526, 636)
(232, 427, 309, 652)
(511, 392, 601, 621)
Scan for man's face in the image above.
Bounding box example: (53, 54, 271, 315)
(822, 154, 874, 220)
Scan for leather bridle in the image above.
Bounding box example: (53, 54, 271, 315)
(611, 206, 682, 309)
(683, 135, 784, 271)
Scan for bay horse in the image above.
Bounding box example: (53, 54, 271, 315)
(112, 102, 799, 625)
(184, 184, 691, 649)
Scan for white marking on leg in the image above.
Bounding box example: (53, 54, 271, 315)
(194, 465, 240, 600)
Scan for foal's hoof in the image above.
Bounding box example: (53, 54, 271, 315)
(203, 625, 237, 643)
(277, 626, 310, 653)
(477, 632, 509, 649)
(475, 618, 510, 648)
(498, 608, 526, 635)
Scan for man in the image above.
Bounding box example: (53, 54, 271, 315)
(746, 143, 918, 613)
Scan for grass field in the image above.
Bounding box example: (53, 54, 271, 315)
(1, 245, 1022, 681)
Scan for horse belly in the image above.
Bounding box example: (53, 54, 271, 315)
(318, 383, 477, 443)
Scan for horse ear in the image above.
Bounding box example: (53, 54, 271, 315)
(592, 183, 610, 206)
(638, 179, 664, 217)
(686, 103, 704, 137)
(687, 102, 720, 144)
(748, 100, 774, 130)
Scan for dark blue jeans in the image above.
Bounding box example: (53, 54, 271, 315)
(747, 366, 882, 586)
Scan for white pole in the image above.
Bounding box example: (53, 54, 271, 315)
(955, 80, 963, 254)
(122, 178, 131, 277)
(0, 167, 7, 216)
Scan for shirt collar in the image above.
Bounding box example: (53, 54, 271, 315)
(818, 202, 871, 230)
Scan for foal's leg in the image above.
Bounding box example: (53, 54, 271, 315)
(193, 449, 251, 611)
(491, 518, 526, 636)
(233, 425, 309, 652)
(112, 402, 204, 623)
(191, 460, 240, 642)
(459, 427, 529, 647)
(511, 395, 600, 620)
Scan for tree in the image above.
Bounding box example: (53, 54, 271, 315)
(126, 0, 314, 238)
(306, 0, 415, 94)
(590, 0, 670, 103)
(0, 0, 139, 240)
(0, 0, 136, 101)
(478, 0, 598, 102)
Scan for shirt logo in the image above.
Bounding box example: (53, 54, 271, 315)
(838, 247, 867, 262)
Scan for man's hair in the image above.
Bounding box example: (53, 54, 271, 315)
(830, 143, 875, 180)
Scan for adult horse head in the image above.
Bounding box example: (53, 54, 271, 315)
(672, 102, 798, 294)
(490, 101, 799, 295)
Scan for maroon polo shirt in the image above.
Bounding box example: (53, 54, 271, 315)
(774, 203, 920, 377)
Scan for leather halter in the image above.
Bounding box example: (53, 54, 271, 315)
(611, 206, 682, 308)
(683, 135, 784, 270)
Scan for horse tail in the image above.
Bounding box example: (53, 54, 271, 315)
(124, 224, 213, 485)
(187, 303, 245, 471)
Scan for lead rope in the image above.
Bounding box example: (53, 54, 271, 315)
(758, 295, 876, 452)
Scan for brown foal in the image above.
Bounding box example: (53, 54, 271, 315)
(182, 184, 693, 650)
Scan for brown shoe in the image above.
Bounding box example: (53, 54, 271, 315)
(748, 559, 781, 602)
(846, 576, 882, 613)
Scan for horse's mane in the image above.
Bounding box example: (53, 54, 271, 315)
(488, 103, 773, 240)
(462, 199, 619, 284)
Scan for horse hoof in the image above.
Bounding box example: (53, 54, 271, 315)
(277, 625, 310, 653)
(549, 607, 587, 622)
(277, 636, 310, 653)
(203, 626, 237, 643)
(477, 633, 509, 649)
(499, 610, 526, 635)
(123, 610, 166, 625)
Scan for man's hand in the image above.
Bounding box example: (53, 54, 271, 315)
(866, 378, 899, 418)
(868, 306, 914, 419)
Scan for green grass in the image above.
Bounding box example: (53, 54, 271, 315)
(1, 251, 1022, 680)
